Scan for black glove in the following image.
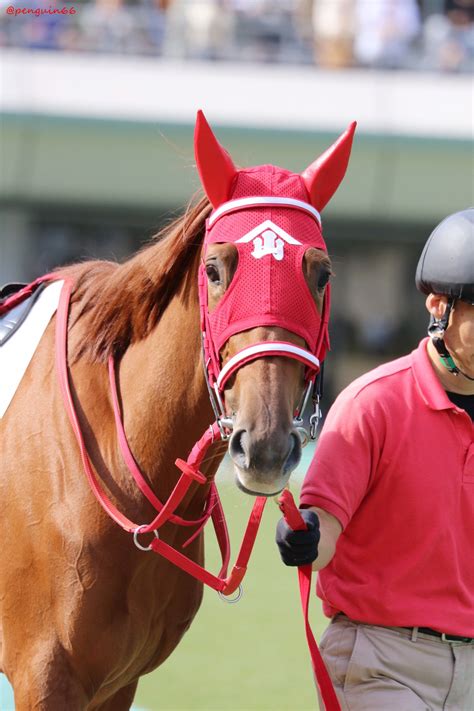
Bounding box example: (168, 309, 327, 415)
(275, 509, 320, 566)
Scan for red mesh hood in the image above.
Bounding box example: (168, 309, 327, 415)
(231, 165, 311, 202)
(199, 165, 330, 380)
(194, 111, 356, 386)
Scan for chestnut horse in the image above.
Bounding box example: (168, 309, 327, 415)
(0, 113, 355, 710)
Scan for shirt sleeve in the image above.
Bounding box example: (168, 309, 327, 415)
(300, 383, 385, 530)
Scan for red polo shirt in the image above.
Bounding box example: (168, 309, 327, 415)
(300, 338, 474, 636)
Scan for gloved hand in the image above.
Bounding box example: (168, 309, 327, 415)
(275, 509, 320, 566)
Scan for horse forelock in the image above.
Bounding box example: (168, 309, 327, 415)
(63, 194, 212, 363)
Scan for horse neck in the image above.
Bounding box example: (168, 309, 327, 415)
(114, 272, 218, 506)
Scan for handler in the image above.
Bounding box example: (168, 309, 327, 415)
(276, 208, 474, 710)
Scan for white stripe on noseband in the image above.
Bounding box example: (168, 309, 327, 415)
(216, 342, 320, 391)
(208, 197, 322, 228)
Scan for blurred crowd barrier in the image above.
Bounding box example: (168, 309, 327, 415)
(1, 0, 473, 73)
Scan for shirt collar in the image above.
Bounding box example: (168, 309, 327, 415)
(411, 338, 456, 411)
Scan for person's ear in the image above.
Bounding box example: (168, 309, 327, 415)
(426, 293, 449, 320)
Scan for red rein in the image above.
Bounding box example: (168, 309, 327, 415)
(278, 491, 341, 711)
(52, 276, 340, 711)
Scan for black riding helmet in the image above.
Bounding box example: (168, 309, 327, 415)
(415, 208, 474, 379)
(416, 208, 474, 304)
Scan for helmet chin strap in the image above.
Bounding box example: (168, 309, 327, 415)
(428, 298, 474, 382)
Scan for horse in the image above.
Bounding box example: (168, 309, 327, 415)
(0, 111, 355, 710)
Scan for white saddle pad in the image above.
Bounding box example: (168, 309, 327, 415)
(0, 280, 64, 418)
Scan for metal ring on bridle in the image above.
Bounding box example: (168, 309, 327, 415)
(294, 420, 309, 448)
(133, 524, 160, 552)
(218, 584, 243, 604)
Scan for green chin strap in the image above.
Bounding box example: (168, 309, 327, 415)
(437, 351, 458, 373)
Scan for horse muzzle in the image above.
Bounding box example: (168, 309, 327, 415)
(229, 427, 302, 497)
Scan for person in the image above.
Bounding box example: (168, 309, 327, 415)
(276, 208, 474, 710)
(311, 0, 356, 69)
(353, 0, 421, 69)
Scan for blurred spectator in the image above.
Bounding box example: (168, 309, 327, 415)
(312, 0, 355, 68)
(446, 0, 474, 22)
(79, 0, 139, 54)
(293, 0, 316, 56)
(136, 0, 167, 54)
(421, 0, 474, 71)
(353, 0, 421, 68)
(230, 0, 305, 63)
(163, 0, 232, 59)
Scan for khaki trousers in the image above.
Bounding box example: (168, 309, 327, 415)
(318, 615, 474, 711)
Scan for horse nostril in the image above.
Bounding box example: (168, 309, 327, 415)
(284, 432, 302, 474)
(229, 429, 250, 470)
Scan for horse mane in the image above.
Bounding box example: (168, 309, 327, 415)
(62, 194, 212, 363)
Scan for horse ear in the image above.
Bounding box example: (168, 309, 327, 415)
(194, 110, 237, 208)
(301, 122, 357, 212)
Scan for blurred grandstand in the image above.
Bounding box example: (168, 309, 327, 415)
(1, 0, 473, 71)
(0, 0, 473, 403)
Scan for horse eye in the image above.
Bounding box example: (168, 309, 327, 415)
(317, 269, 331, 291)
(206, 264, 221, 285)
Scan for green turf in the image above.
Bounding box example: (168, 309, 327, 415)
(135, 477, 326, 711)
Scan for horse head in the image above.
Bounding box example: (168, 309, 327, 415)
(195, 111, 356, 496)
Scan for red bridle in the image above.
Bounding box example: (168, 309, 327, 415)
(25, 195, 336, 709)
(199, 194, 329, 441)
